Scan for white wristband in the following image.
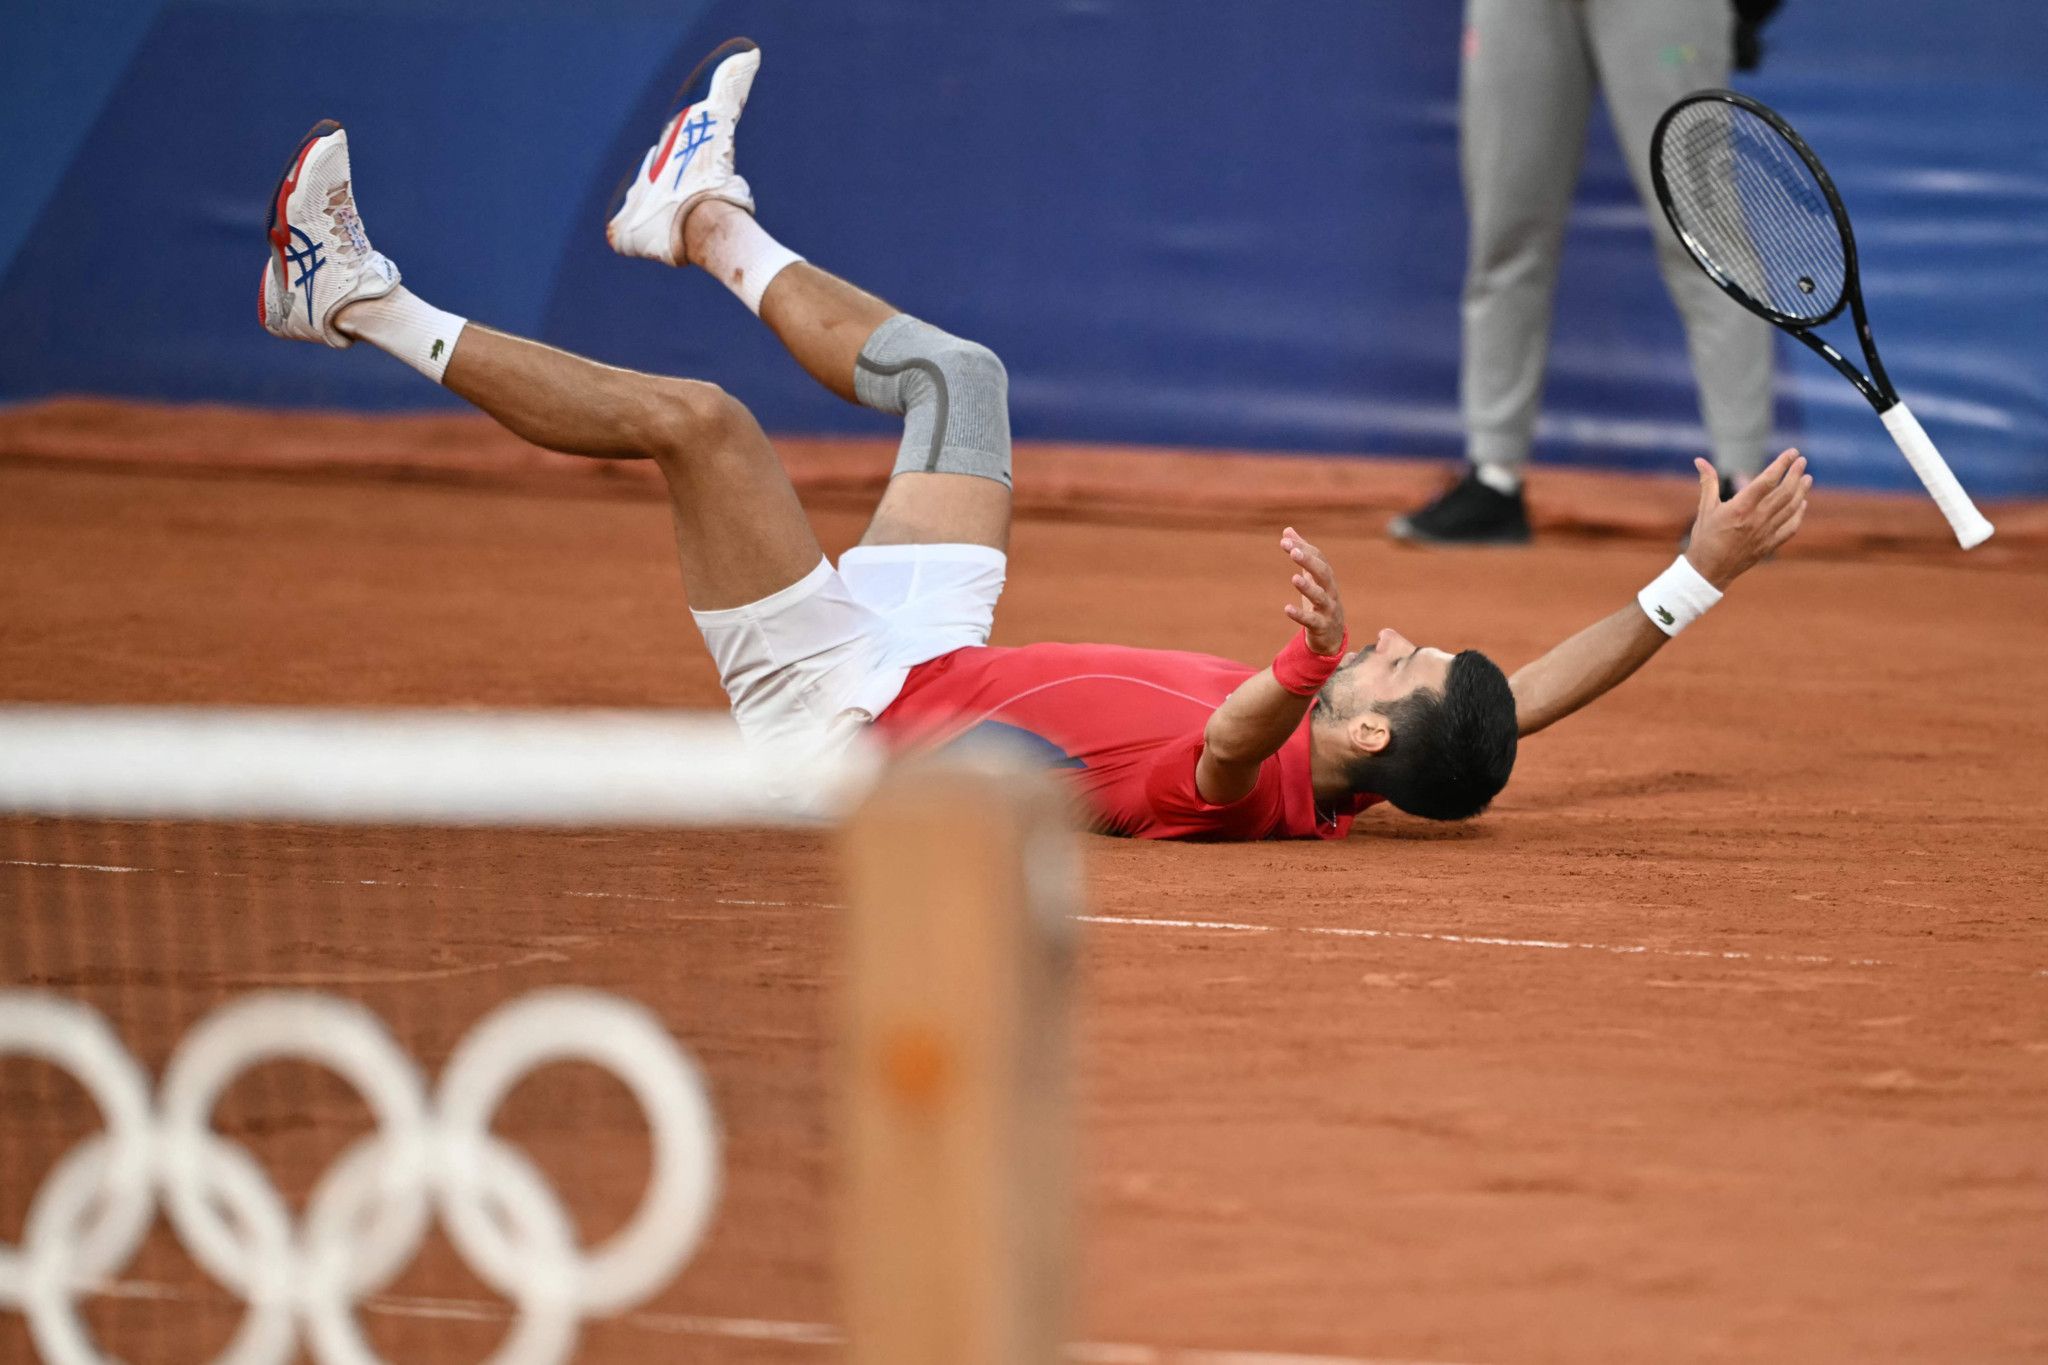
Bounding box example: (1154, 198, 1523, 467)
(1637, 555, 1723, 637)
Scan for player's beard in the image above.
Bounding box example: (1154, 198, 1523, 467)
(1311, 648, 1370, 721)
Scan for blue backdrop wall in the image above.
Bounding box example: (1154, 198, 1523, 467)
(3, 0, 2044, 495)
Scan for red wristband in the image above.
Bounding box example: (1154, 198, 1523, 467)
(1271, 628, 1348, 696)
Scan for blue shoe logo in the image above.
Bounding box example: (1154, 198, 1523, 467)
(668, 110, 718, 189)
(285, 226, 325, 324)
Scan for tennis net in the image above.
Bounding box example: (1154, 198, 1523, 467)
(0, 705, 1075, 1365)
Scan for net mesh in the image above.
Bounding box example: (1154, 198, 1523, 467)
(1656, 98, 1848, 324)
(0, 707, 869, 1365)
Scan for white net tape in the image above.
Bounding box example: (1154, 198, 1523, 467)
(0, 706, 880, 827)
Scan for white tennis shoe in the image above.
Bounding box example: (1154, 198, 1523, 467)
(258, 120, 400, 347)
(606, 38, 761, 266)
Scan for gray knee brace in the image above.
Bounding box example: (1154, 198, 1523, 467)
(853, 314, 1012, 487)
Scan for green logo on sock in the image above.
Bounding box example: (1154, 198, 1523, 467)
(430, 339, 445, 362)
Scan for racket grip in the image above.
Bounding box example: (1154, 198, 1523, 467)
(1879, 401, 1994, 550)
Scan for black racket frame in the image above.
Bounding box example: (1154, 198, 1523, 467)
(1650, 89, 1899, 412)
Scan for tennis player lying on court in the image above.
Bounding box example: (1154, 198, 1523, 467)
(259, 39, 1810, 841)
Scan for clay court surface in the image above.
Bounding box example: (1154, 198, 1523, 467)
(3, 409, 2047, 1363)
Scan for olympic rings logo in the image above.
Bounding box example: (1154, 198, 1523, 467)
(0, 989, 721, 1365)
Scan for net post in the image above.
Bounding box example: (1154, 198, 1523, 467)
(837, 750, 1080, 1365)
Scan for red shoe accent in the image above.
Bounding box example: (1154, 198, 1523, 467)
(648, 105, 694, 184)
(267, 119, 341, 257)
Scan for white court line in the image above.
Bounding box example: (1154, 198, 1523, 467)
(98, 1279, 1472, 1363)
(8, 859, 156, 873)
(229, 948, 573, 986)
(1077, 913, 1893, 969)
(13, 857, 2035, 976)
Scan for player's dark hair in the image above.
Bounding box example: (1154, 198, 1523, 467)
(1347, 650, 1518, 821)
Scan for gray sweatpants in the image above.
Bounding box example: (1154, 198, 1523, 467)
(1461, 0, 1773, 479)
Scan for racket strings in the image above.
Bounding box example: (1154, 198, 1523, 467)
(1660, 102, 1846, 323)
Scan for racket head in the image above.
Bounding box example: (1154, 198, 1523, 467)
(1651, 90, 1860, 330)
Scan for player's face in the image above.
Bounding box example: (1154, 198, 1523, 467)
(1337, 628, 1455, 714)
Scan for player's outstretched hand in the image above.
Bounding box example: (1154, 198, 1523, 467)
(1280, 526, 1347, 654)
(1682, 449, 1811, 588)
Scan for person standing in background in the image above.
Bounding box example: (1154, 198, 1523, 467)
(1392, 0, 1785, 545)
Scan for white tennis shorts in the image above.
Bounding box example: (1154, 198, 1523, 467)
(690, 544, 1007, 749)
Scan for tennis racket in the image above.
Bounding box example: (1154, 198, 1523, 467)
(1651, 90, 1994, 549)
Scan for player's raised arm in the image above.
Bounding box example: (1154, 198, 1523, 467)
(1511, 450, 1812, 738)
(1194, 529, 1349, 804)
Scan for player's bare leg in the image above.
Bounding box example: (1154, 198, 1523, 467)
(687, 207, 892, 406)
(607, 39, 1013, 553)
(434, 327, 821, 609)
(685, 203, 1013, 551)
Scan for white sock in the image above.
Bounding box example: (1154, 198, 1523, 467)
(1474, 462, 1523, 496)
(692, 208, 804, 315)
(336, 286, 468, 383)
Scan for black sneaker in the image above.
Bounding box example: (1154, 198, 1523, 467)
(1389, 467, 1531, 545)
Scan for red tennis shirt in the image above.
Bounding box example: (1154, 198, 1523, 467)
(872, 642, 1380, 841)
